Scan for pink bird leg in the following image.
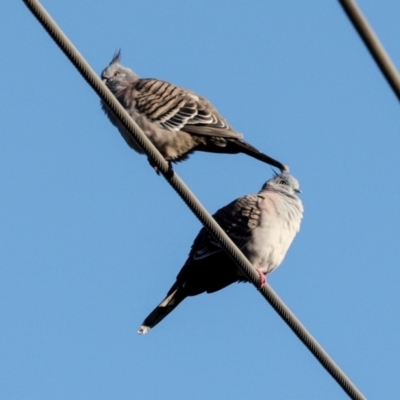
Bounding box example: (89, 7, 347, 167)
(256, 268, 267, 288)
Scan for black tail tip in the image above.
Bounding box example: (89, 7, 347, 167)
(281, 164, 290, 172)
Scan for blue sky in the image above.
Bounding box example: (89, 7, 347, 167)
(2, 1, 400, 398)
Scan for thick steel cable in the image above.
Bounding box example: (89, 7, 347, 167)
(23, 1, 365, 399)
(339, 0, 400, 102)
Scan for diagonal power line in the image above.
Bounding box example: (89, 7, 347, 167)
(22, 1, 366, 399)
(339, 0, 400, 102)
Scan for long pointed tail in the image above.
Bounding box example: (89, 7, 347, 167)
(231, 139, 289, 172)
(138, 285, 187, 335)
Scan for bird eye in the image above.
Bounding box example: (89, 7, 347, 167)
(279, 180, 287, 185)
(113, 71, 120, 77)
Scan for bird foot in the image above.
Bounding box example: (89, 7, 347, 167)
(163, 161, 174, 179)
(147, 157, 160, 175)
(147, 158, 174, 178)
(256, 268, 267, 288)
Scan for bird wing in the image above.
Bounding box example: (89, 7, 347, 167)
(134, 78, 242, 139)
(190, 194, 262, 261)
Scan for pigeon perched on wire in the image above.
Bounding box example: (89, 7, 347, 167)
(101, 51, 288, 172)
(138, 172, 303, 335)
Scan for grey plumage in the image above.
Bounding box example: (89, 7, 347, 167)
(101, 51, 288, 171)
(138, 172, 303, 335)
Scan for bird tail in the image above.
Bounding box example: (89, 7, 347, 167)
(231, 139, 288, 172)
(138, 285, 187, 335)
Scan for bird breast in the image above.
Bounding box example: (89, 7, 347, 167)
(245, 193, 302, 274)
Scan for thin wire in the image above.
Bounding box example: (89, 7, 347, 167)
(339, 0, 400, 102)
(22, 1, 366, 399)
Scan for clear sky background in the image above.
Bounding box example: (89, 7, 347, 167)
(2, 1, 400, 399)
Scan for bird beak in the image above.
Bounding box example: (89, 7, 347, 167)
(295, 189, 302, 194)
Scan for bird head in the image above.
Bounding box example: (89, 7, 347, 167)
(101, 50, 138, 90)
(261, 172, 301, 195)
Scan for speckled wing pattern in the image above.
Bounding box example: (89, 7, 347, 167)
(134, 79, 243, 140)
(190, 194, 262, 261)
